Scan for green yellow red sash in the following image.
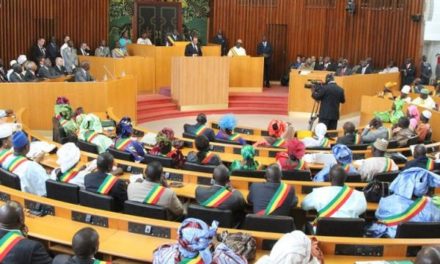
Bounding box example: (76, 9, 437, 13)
(354, 134, 361, 144)
(59, 118, 69, 127)
(426, 159, 435, 171)
(93, 260, 111, 264)
(228, 134, 240, 142)
(257, 183, 291, 215)
(97, 174, 118, 195)
(143, 184, 166, 205)
(179, 254, 203, 264)
(294, 160, 306, 170)
(383, 158, 393, 172)
(379, 196, 429, 226)
(321, 138, 330, 148)
(342, 164, 351, 173)
(167, 36, 175, 45)
(0, 231, 24, 261)
(201, 152, 215, 164)
(318, 186, 353, 218)
(115, 138, 131, 151)
(272, 138, 285, 147)
(231, 48, 239, 56)
(195, 126, 208, 136)
(85, 131, 99, 143)
(6, 156, 28, 173)
(201, 187, 233, 208)
(0, 149, 13, 165)
(59, 166, 80, 183)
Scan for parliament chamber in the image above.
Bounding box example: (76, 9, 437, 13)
(0, 0, 440, 263)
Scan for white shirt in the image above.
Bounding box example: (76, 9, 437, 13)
(60, 43, 68, 58)
(358, 157, 398, 181)
(50, 167, 89, 189)
(411, 97, 437, 110)
(228, 46, 247, 57)
(137, 38, 153, 45)
(380, 67, 399, 74)
(301, 186, 367, 218)
(6, 69, 13, 81)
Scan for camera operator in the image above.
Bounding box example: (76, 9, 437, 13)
(311, 73, 345, 130)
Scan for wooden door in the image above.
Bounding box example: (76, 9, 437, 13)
(266, 24, 288, 80)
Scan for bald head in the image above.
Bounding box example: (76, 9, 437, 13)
(413, 144, 427, 159)
(265, 164, 282, 183)
(415, 246, 440, 264)
(329, 165, 347, 186)
(0, 201, 25, 230)
(72, 227, 99, 259)
(213, 165, 230, 186)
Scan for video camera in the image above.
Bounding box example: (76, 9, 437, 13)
(304, 79, 324, 89)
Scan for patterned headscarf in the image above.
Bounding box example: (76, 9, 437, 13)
(218, 114, 237, 131)
(268, 120, 287, 138)
(287, 139, 305, 160)
(116, 117, 133, 138)
(177, 218, 218, 263)
(332, 144, 353, 164)
(407, 105, 420, 130)
(241, 145, 256, 160)
(79, 114, 103, 135)
(390, 168, 440, 199)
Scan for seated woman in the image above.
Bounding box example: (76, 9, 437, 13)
(367, 168, 440, 238)
(149, 128, 185, 168)
(275, 139, 308, 171)
(215, 114, 246, 145)
(254, 119, 289, 148)
(54, 97, 79, 137)
(50, 143, 95, 188)
(302, 123, 331, 148)
(230, 145, 260, 171)
(314, 144, 358, 182)
(374, 97, 405, 125)
(114, 117, 145, 162)
(187, 135, 221, 166)
(78, 114, 113, 154)
(407, 105, 420, 131)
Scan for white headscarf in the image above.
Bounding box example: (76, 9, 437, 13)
(314, 123, 327, 140)
(56, 143, 81, 173)
(256, 231, 317, 264)
(302, 123, 328, 148)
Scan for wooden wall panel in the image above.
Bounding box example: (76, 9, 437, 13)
(0, 0, 109, 65)
(210, 0, 424, 71)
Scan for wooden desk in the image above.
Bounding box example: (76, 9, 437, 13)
(229, 56, 264, 92)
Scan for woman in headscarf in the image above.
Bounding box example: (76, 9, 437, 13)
(301, 123, 331, 148)
(149, 128, 185, 168)
(254, 120, 289, 148)
(374, 98, 405, 125)
(275, 139, 308, 171)
(78, 114, 113, 154)
(313, 144, 358, 182)
(256, 230, 324, 264)
(187, 135, 222, 166)
(50, 143, 95, 188)
(407, 105, 420, 130)
(54, 97, 78, 136)
(367, 168, 440, 238)
(230, 145, 260, 171)
(114, 117, 145, 162)
(215, 114, 246, 145)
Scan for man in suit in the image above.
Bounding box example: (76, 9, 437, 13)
(30, 37, 46, 64)
(37, 57, 53, 79)
(257, 36, 273, 87)
(74, 61, 95, 82)
(322, 56, 337, 71)
(184, 36, 202, 57)
(401, 58, 416, 85)
(183, 113, 216, 141)
(46, 36, 59, 66)
(62, 40, 78, 74)
(247, 164, 297, 216)
(9, 63, 24, 82)
(336, 121, 360, 145)
(51, 57, 67, 76)
(356, 59, 373, 74)
(212, 29, 228, 56)
(79, 43, 91, 56)
(312, 73, 346, 130)
(95, 40, 111, 57)
(0, 201, 52, 263)
(336, 59, 351, 76)
(164, 29, 182, 46)
(85, 152, 127, 211)
(420, 55, 432, 85)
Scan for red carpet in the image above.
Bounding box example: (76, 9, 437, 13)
(137, 86, 289, 123)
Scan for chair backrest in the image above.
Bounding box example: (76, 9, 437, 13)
(282, 170, 312, 181)
(345, 173, 362, 183)
(387, 140, 399, 149)
(108, 148, 134, 162)
(214, 138, 242, 145)
(77, 140, 99, 154)
(182, 131, 196, 140)
(52, 117, 65, 144)
(0, 168, 21, 190)
(187, 204, 234, 228)
(123, 200, 168, 220)
(306, 147, 331, 151)
(143, 153, 173, 167)
(395, 222, 440, 238)
(406, 135, 419, 147)
(79, 189, 115, 211)
(183, 162, 216, 173)
(374, 171, 400, 182)
(231, 170, 265, 179)
(346, 144, 369, 151)
(244, 214, 295, 233)
(46, 179, 79, 204)
(316, 217, 365, 237)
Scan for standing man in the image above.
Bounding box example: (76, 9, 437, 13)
(184, 36, 202, 57)
(212, 29, 228, 56)
(228, 39, 247, 57)
(401, 58, 416, 86)
(311, 73, 345, 130)
(46, 36, 59, 66)
(257, 36, 273, 88)
(30, 37, 46, 64)
(62, 40, 78, 74)
(420, 55, 432, 85)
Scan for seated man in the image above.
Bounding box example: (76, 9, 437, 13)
(183, 113, 215, 141)
(336, 121, 361, 145)
(186, 135, 222, 166)
(111, 42, 128, 58)
(391, 117, 415, 147)
(196, 165, 246, 221)
(95, 40, 111, 57)
(412, 89, 437, 110)
(247, 164, 297, 216)
(1, 131, 49, 196)
(367, 168, 440, 238)
(302, 165, 367, 218)
(360, 118, 389, 144)
(127, 161, 183, 220)
(358, 139, 398, 181)
(0, 201, 52, 264)
(23, 61, 38, 82)
(314, 144, 358, 182)
(416, 110, 433, 143)
(74, 61, 95, 82)
(51, 57, 67, 76)
(84, 152, 127, 210)
(9, 63, 24, 82)
(227, 39, 246, 57)
(404, 145, 437, 171)
(37, 57, 54, 79)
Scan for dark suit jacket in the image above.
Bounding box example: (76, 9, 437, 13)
(184, 123, 216, 141)
(184, 43, 202, 57)
(314, 62, 324, 71)
(312, 82, 345, 120)
(212, 35, 228, 56)
(23, 71, 37, 82)
(196, 185, 245, 212)
(356, 65, 373, 74)
(336, 66, 352, 76)
(52, 254, 95, 264)
(323, 62, 337, 72)
(257, 42, 273, 64)
(37, 66, 52, 79)
(74, 69, 94, 82)
(52, 65, 67, 76)
(9, 72, 24, 82)
(0, 230, 52, 264)
(84, 171, 127, 210)
(31, 45, 47, 63)
(336, 133, 357, 145)
(46, 42, 59, 61)
(247, 182, 297, 216)
(401, 63, 416, 85)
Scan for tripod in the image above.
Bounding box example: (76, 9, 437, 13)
(308, 100, 320, 131)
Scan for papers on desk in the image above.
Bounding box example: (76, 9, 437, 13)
(140, 132, 157, 145)
(355, 261, 413, 264)
(303, 153, 337, 166)
(27, 141, 57, 159)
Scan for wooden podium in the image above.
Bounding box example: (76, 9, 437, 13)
(171, 57, 229, 111)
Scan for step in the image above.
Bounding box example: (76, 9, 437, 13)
(229, 100, 288, 107)
(137, 102, 177, 112)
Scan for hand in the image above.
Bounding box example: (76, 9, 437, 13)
(310, 237, 324, 262)
(160, 175, 169, 188)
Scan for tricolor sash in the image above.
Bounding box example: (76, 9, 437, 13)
(354, 134, 361, 144)
(201, 187, 233, 208)
(85, 131, 100, 143)
(0, 149, 13, 165)
(426, 159, 435, 171)
(93, 260, 111, 264)
(379, 196, 429, 226)
(143, 184, 166, 205)
(59, 118, 69, 127)
(342, 164, 351, 173)
(195, 126, 208, 136)
(272, 138, 285, 147)
(257, 183, 291, 215)
(317, 185, 354, 218)
(0, 231, 24, 261)
(6, 156, 28, 173)
(97, 174, 118, 195)
(59, 166, 80, 183)
(231, 48, 239, 56)
(321, 138, 330, 148)
(294, 160, 306, 170)
(167, 36, 175, 45)
(179, 254, 203, 264)
(201, 152, 215, 164)
(228, 134, 240, 142)
(383, 158, 393, 172)
(115, 138, 132, 151)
